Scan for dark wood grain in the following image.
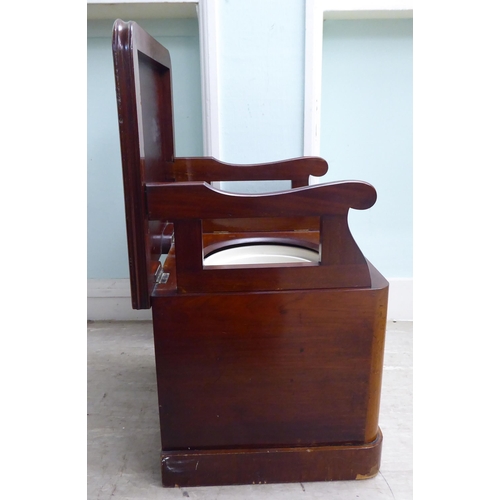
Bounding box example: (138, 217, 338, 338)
(170, 156, 328, 184)
(146, 181, 377, 220)
(202, 216, 320, 233)
(161, 430, 383, 487)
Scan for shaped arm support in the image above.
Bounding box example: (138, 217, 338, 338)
(168, 157, 328, 187)
(146, 181, 376, 220)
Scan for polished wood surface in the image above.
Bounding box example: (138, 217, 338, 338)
(146, 180, 377, 219)
(112, 18, 389, 487)
(171, 156, 328, 186)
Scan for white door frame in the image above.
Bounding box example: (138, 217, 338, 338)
(303, 0, 413, 166)
(196, 0, 220, 157)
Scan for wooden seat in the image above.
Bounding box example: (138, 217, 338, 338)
(112, 19, 389, 488)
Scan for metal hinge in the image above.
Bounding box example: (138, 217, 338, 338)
(156, 271, 170, 284)
(154, 259, 170, 284)
(155, 266, 170, 284)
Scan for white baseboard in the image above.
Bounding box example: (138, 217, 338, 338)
(88, 278, 413, 322)
(87, 280, 152, 321)
(386, 278, 413, 321)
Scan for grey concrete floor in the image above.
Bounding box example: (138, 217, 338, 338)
(88, 321, 412, 499)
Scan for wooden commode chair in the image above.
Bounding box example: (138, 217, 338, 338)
(112, 19, 389, 487)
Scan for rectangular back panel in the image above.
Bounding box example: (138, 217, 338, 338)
(113, 19, 175, 308)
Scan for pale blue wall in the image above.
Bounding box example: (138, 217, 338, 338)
(320, 19, 413, 278)
(218, 0, 305, 193)
(87, 19, 203, 279)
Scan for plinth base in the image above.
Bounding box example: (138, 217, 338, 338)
(161, 429, 383, 487)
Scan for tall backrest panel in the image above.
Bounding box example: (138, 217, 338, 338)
(112, 19, 175, 309)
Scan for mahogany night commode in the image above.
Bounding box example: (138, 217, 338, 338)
(112, 19, 389, 488)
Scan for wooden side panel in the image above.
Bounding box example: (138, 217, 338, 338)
(151, 283, 388, 451)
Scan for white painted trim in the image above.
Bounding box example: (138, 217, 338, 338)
(87, 0, 199, 20)
(87, 280, 153, 321)
(88, 0, 197, 4)
(87, 297, 153, 321)
(87, 278, 413, 321)
(197, 0, 220, 158)
(87, 279, 135, 298)
(304, 0, 324, 163)
(303, 0, 413, 184)
(321, 0, 412, 14)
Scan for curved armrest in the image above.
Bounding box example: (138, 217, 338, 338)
(146, 181, 376, 220)
(169, 157, 328, 186)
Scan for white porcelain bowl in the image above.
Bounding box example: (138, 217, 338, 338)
(204, 244, 319, 266)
